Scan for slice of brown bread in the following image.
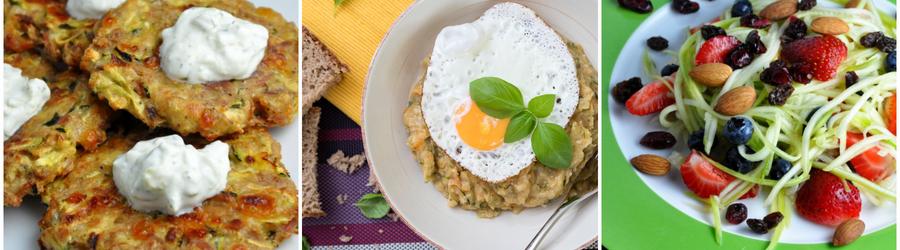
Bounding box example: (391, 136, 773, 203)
(302, 26, 348, 115)
(301, 107, 326, 218)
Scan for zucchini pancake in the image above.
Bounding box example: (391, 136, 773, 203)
(39, 127, 299, 249)
(4, 0, 99, 67)
(4, 51, 112, 207)
(81, 0, 299, 140)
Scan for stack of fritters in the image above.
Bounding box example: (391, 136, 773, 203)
(3, 0, 299, 248)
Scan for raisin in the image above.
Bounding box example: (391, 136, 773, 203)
(745, 30, 767, 54)
(725, 203, 748, 224)
(701, 25, 726, 40)
(782, 18, 807, 43)
(740, 14, 771, 29)
(747, 219, 769, 234)
(844, 71, 859, 89)
(761, 60, 791, 85)
(763, 212, 784, 229)
(612, 77, 643, 104)
(618, 0, 654, 13)
(798, 0, 816, 10)
(672, 0, 700, 14)
(727, 47, 753, 69)
(647, 36, 669, 51)
(768, 84, 794, 105)
(788, 64, 812, 84)
(639, 131, 677, 149)
(660, 64, 679, 76)
(878, 36, 896, 53)
(860, 32, 884, 48)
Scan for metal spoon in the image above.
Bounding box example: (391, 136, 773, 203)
(524, 188, 598, 250)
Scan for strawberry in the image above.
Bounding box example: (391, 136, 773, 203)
(781, 35, 848, 81)
(886, 94, 896, 135)
(796, 169, 861, 227)
(680, 150, 757, 199)
(846, 132, 895, 182)
(695, 35, 741, 65)
(625, 76, 675, 116)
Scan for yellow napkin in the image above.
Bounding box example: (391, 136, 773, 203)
(303, 0, 416, 124)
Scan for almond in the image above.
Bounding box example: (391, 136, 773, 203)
(760, 0, 797, 20)
(833, 219, 865, 246)
(845, 0, 861, 8)
(690, 63, 733, 87)
(715, 86, 756, 116)
(630, 154, 670, 176)
(811, 17, 849, 35)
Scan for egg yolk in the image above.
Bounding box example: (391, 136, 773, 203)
(455, 100, 509, 151)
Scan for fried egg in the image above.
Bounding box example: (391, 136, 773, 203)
(420, 2, 579, 182)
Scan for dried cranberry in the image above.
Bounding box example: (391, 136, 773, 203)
(761, 60, 791, 85)
(745, 30, 767, 54)
(725, 203, 748, 224)
(781, 18, 808, 43)
(845, 71, 859, 88)
(701, 25, 726, 40)
(763, 212, 784, 229)
(798, 0, 816, 10)
(747, 219, 769, 234)
(789, 64, 813, 84)
(740, 14, 771, 29)
(640, 131, 677, 149)
(660, 64, 679, 76)
(727, 47, 753, 69)
(647, 36, 669, 51)
(768, 84, 794, 105)
(618, 0, 654, 13)
(612, 77, 643, 103)
(860, 32, 884, 48)
(672, 0, 700, 14)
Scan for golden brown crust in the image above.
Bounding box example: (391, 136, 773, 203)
(3, 0, 98, 66)
(3, 52, 112, 206)
(39, 128, 299, 249)
(81, 0, 299, 140)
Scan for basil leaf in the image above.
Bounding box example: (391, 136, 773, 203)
(334, 0, 347, 7)
(531, 122, 573, 169)
(469, 77, 525, 118)
(355, 193, 390, 219)
(527, 94, 556, 118)
(302, 236, 311, 250)
(504, 111, 536, 143)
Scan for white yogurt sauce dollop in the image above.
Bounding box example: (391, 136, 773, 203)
(113, 135, 231, 216)
(159, 7, 269, 84)
(4, 63, 51, 141)
(66, 0, 126, 20)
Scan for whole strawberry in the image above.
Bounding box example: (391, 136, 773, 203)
(796, 169, 861, 226)
(781, 35, 847, 81)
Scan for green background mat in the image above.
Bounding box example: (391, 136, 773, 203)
(600, 0, 898, 249)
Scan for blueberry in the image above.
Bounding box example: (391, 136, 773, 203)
(887, 51, 896, 72)
(724, 117, 754, 145)
(725, 146, 757, 174)
(688, 130, 705, 151)
(731, 0, 753, 17)
(661, 64, 680, 76)
(768, 158, 792, 180)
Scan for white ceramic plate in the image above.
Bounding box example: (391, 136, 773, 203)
(608, 0, 896, 244)
(362, 0, 598, 249)
(2, 1, 300, 249)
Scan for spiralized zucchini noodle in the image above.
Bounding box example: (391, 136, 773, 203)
(644, 0, 897, 248)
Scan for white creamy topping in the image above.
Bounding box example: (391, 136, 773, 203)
(159, 7, 269, 84)
(4, 63, 51, 140)
(65, 0, 126, 20)
(113, 135, 231, 216)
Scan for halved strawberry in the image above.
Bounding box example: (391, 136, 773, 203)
(886, 94, 896, 135)
(796, 169, 861, 227)
(695, 35, 741, 65)
(781, 35, 848, 81)
(625, 77, 675, 116)
(680, 150, 756, 199)
(846, 132, 895, 182)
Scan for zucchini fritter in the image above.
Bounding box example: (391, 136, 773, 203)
(39, 128, 299, 249)
(3, 0, 98, 67)
(81, 0, 299, 140)
(4, 52, 112, 207)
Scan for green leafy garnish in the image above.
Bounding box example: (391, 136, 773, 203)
(302, 236, 311, 250)
(469, 77, 525, 118)
(334, 0, 348, 7)
(504, 111, 536, 143)
(527, 94, 556, 118)
(531, 123, 573, 169)
(354, 193, 390, 219)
